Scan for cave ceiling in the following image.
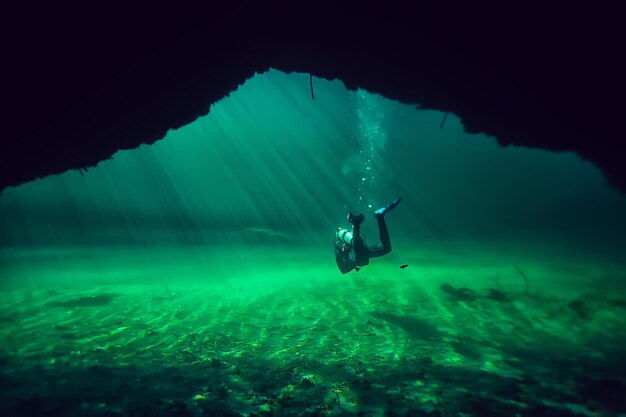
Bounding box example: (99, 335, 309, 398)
(2, 3, 624, 193)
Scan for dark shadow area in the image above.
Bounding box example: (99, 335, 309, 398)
(45, 294, 116, 308)
(439, 283, 477, 302)
(2, 336, 625, 417)
(371, 311, 444, 341)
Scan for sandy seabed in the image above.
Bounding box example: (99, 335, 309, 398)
(0, 244, 625, 416)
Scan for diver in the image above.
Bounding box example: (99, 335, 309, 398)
(334, 197, 402, 274)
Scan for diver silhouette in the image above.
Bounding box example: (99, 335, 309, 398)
(334, 197, 402, 274)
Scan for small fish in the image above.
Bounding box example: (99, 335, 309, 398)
(400, 264, 409, 269)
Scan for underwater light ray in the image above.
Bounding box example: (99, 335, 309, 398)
(228, 134, 302, 229)
(146, 148, 213, 243)
(174, 102, 296, 234)
(205, 82, 350, 235)
(245, 74, 360, 227)
(261, 143, 332, 232)
(266, 140, 348, 233)
(0, 69, 624, 269)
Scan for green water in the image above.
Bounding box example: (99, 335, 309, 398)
(1, 70, 625, 416)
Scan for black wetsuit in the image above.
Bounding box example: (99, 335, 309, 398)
(334, 216, 392, 274)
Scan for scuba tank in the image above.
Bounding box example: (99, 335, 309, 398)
(336, 228, 353, 246)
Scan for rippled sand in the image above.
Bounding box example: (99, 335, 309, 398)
(1, 245, 625, 416)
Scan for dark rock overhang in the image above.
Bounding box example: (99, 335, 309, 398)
(2, 3, 624, 193)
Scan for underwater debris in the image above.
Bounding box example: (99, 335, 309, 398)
(400, 264, 409, 269)
(309, 73, 315, 100)
(568, 299, 590, 319)
(439, 283, 476, 301)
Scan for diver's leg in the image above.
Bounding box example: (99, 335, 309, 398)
(350, 223, 364, 247)
(367, 216, 391, 258)
(352, 223, 368, 258)
(367, 198, 401, 258)
(374, 197, 402, 218)
(348, 212, 368, 263)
